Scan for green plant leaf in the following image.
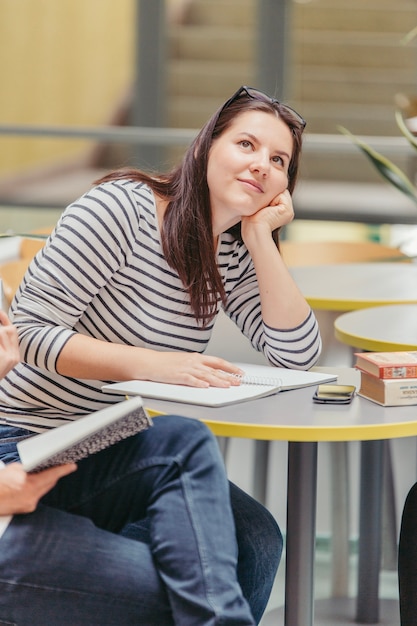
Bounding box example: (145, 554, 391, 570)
(338, 126, 417, 205)
(401, 25, 417, 46)
(395, 109, 417, 152)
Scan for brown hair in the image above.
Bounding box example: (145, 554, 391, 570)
(96, 90, 305, 325)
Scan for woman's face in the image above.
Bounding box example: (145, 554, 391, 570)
(206, 110, 294, 223)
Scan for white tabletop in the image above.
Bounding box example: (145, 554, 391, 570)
(290, 262, 417, 311)
(335, 303, 417, 352)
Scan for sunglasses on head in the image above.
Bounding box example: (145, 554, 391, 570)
(221, 85, 306, 131)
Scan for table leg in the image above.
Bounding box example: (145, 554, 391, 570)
(253, 440, 270, 504)
(381, 441, 397, 572)
(330, 441, 350, 597)
(356, 440, 384, 623)
(285, 441, 318, 626)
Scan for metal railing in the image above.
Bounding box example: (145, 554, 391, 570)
(0, 123, 416, 224)
(0, 123, 415, 155)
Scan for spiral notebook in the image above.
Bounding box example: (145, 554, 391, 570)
(101, 364, 337, 408)
(17, 396, 152, 472)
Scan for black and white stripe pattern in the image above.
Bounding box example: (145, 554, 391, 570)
(0, 180, 321, 431)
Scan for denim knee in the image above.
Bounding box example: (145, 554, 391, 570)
(230, 482, 282, 623)
(153, 414, 215, 440)
(149, 414, 222, 462)
(0, 425, 34, 464)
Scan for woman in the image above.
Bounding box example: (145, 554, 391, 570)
(0, 311, 273, 626)
(0, 85, 321, 623)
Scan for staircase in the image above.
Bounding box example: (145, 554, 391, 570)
(168, 0, 417, 183)
(168, 0, 255, 128)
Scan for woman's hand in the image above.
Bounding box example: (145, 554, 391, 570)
(239, 189, 311, 329)
(142, 351, 245, 388)
(0, 311, 20, 378)
(0, 462, 77, 515)
(57, 333, 245, 386)
(241, 189, 294, 246)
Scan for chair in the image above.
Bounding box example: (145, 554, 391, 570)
(0, 258, 34, 306)
(280, 239, 410, 267)
(0, 228, 51, 306)
(19, 228, 52, 259)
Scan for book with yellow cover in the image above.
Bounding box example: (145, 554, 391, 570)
(358, 371, 417, 406)
(354, 351, 417, 379)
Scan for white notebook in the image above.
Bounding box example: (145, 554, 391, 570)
(101, 363, 337, 408)
(17, 396, 152, 472)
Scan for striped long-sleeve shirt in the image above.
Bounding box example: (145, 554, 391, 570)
(0, 179, 321, 431)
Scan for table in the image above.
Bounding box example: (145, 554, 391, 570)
(289, 262, 417, 369)
(334, 303, 417, 352)
(144, 367, 417, 626)
(290, 262, 417, 592)
(289, 262, 417, 312)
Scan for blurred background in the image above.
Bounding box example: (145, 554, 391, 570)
(1, 1, 417, 620)
(1, 0, 416, 241)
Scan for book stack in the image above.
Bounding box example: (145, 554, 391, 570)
(355, 351, 417, 406)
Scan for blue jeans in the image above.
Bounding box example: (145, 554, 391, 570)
(0, 416, 282, 625)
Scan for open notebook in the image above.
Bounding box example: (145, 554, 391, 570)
(102, 363, 337, 408)
(17, 396, 152, 472)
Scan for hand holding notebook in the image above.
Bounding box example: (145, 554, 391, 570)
(17, 396, 152, 472)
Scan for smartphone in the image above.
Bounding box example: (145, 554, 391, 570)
(312, 384, 356, 404)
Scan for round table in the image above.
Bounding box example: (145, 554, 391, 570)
(334, 303, 417, 352)
(144, 367, 415, 626)
(290, 262, 417, 311)
(289, 262, 417, 617)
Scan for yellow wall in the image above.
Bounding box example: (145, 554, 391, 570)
(0, 0, 135, 174)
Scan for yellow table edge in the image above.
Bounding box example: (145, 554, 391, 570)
(334, 325, 417, 352)
(146, 408, 417, 443)
(306, 297, 417, 311)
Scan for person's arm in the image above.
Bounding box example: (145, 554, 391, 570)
(0, 314, 77, 516)
(11, 185, 244, 389)
(56, 334, 244, 387)
(241, 190, 311, 328)
(0, 311, 20, 378)
(236, 189, 321, 368)
(0, 462, 76, 515)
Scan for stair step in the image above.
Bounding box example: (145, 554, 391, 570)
(294, 0, 417, 12)
(168, 96, 222, 128)
(166, 0, 417, 185)
(295, 84, 408, 110)
(186, 0, 255, 28)
(299, 102, 401, 136)
(294, 65, 415, 85)
(169, 26, 254, 62)
(294, 1, 417, 33)
(294, 74, 414, 106)
(295, 29, 417, 46)
(169, 61, 254, 98)
(170, 26, 415, 69)
(292, 39, 415, 71)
